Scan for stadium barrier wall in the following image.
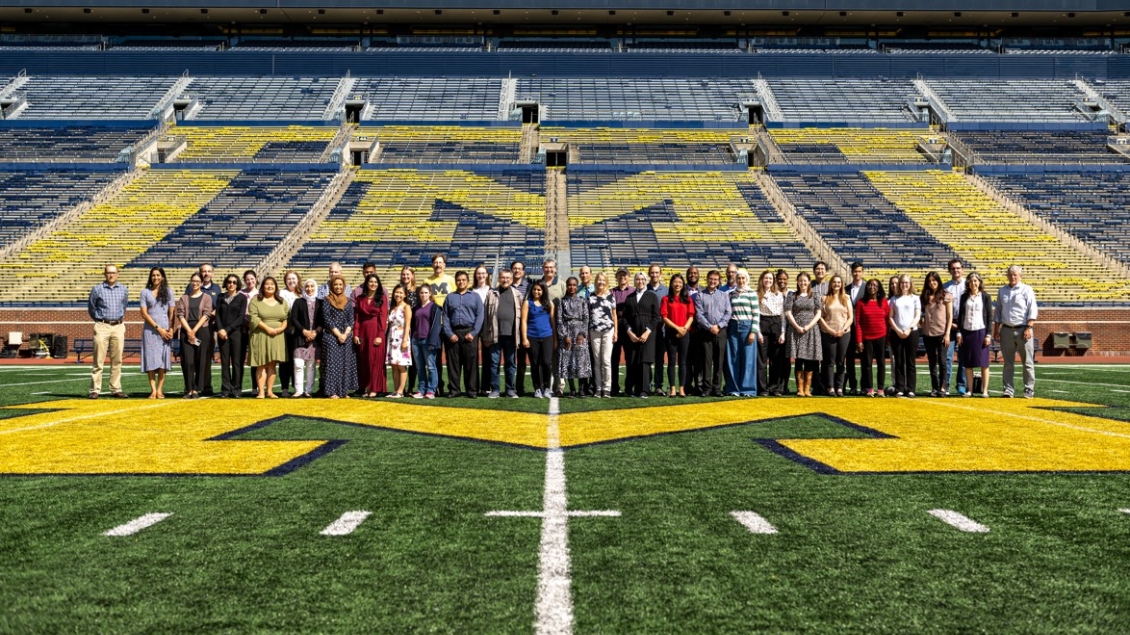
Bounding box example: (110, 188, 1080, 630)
(0, 52, 1127, 79)
(148, 162, 340, 172)
(972, 163, 1130, 174)
(945, 121, 1111, 131)
(0, 161, 129, 172)
(767, 163, 949, 173)
(567, 162, 746, 172)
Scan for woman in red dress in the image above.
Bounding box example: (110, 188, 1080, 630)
(353, 274, 388, 397)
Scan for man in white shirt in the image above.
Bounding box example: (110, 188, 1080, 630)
(943, 258, 968, 395)
(992, 265, 1039, 398)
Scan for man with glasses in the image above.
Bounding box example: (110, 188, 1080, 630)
(87, 264, 129, 399)
(191, 263, 220, 396)
(943, 258, 968, 396)
(993, 265, 1039, 399)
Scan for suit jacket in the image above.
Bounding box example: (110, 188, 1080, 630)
(215, 292, 248, 336)
(623, 289, 661, 363)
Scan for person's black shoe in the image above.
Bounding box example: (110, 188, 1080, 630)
(468, 393, 477, 399)
(448, 392, 461, 399)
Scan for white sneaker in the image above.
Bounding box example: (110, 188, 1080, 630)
(488, 390, 500, 399)
(534, 389, 543, 398)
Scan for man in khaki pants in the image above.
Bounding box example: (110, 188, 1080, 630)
(88, 264, 130, 399)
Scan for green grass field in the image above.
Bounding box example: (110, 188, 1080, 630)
(2, 362, 1130, 634)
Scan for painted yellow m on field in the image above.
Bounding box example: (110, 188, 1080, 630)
(1, 397, 1128, 475)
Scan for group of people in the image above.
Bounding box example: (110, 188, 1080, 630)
(86, 254, 1039, 401)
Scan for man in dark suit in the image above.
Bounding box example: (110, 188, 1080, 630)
(622, 272, 661, 398)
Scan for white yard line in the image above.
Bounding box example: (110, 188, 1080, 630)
(103, 513, 172, 537)
(537, 397, 573, 635)
(934, 400, 1130, 440)
(927, 509, 989, 533)
(1030, 378, 1130, 390)
(483, 396, 620, 635)
(320, 511, 372, 536)
(730, 511, 779, 535)
(0, 400, 174, 435)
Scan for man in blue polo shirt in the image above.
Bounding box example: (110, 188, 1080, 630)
(87, 264, 130, 399)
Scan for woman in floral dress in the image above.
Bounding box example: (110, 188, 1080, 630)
(386, 284, 414, 398)
(556, 277, 591, 397)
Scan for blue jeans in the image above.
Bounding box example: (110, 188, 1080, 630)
(412, 337, 439, 395)
(723, 320, 758, 397)
(945, 327, 966, 393)
(490, 335, 519, 393)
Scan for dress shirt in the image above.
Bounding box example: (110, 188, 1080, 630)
(693, 289, 732, 330)
(847, 281, 865, 305)
(88, 282, 129, 322)
(441, 290, 484, 338)
(995, 282, 1038, 327)
(962, 294, 987, 331)
(811, 279, 829, 298)
(944, 277, 967, 320)
(760, 290, 784, 317)
(646, 282, 668, 299)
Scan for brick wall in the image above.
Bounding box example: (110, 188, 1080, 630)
(2, 306, 1129, 357)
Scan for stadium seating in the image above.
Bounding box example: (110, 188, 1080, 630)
(2, 76, 176, 119)
(364, 126, 521, 163)
(925, 80, 1090, 122)
(0, 169, 236, 302)
(516, 78, 753, 122)
(764, 79, 919, 123)
(863, 170, 1130, 302)
(769, 128, 934, 164)
(170, 126, 338, 163)
(771, 172, 959, 270)
(954, 130, 1124, 164)
(0, 171, 120, 246)
(567, 170, 812, 271)
(352, 77, 504, 121)
(187, 77, 340, 121)
(286, 169, 546, 277)
(981, 172, 1130, 268)
(539, 128, 739, 164)
(129, 171, 334, 268)
(0, 126, 153, 162)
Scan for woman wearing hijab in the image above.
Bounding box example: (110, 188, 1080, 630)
(353, 274, 388, 398)
(289, 278, 320, 398)
(320, 275, 358, 398)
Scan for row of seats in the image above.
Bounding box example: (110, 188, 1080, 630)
(0, 126, 152, 162)
(186, 77, 340, 121)
(863, 169, 1130, 302)
(0, 169, 237, 302)
(128, 171, 335, 269)
(171, 126, 337, 163)
(515, 78, 755, 122)
(769, 128, 934, 164)
(767, 79, 920, 123)
(983, 172, 1130, 269)
(352, 77, 503, 122)
(362, 126, 521, 163)
(287, 169, 547, 279)
(1, 76, 1126, 124)
(540, 127, 739, 164)
(772, 172, 959, 270)
(954, 130, 1125, 164)
(925, 80, 1090, 123)
(567, 170, 812, 271)
(0, 171, 120, 246)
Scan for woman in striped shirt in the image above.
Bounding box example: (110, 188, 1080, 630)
(724, 269, 761, 397)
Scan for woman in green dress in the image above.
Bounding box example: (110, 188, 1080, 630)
(249, 276, 289, 399)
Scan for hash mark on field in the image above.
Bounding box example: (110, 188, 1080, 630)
(730, 511, 779, 535)
(103, 513, 172, 537)
(320, 511, 372, 536)
(927, 509, 989, 533)
(486, 510, 621, 518)
(1119, 509, 1130, 515)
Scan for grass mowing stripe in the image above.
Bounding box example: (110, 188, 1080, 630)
(319, 511, 372, 536)
(103, 513, 172, 537)
(927, 509, 990, 533)
(730, 511, 779, 534)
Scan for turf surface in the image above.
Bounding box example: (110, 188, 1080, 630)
(2, 363, 1130, 633)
